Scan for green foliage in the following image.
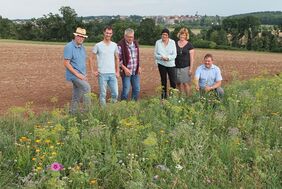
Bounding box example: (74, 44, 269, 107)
(193, 39, 217, 48)
(136, 18, 161, 45)
(229, 11, 282, 25)
(0, 74, 281, 188)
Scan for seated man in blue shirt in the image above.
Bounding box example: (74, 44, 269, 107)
(194, 53, 224, 97)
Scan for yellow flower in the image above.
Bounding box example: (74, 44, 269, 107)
(35, 149, 40, 153)
(35, 139, 41, 143)
(20, 136, 29, 142)
(50, 145, 54, 149)
(35, 125, 42, 129)
(51, 152, 57, 156)
(160, 129, 165, 134)
(45, 139, 51, 144)
(89, 179, 97, 185)
(36, 166, 42, 171)
(32, 157, 36, 161)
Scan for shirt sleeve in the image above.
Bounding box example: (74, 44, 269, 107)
(194, 66, 201, 79)
(118, 46, 123, 66)
(154, 41, 162, 61)
(64, 45, 72, 60)
(114, 44, 119, 55)
(215, 68, 223, 81)
(92, 45, 98, 54)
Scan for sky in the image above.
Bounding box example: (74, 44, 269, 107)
(1, 0, 281, 19)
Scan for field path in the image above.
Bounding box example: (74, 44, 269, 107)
(1, 42, 282, 114)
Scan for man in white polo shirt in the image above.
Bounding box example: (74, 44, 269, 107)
(89, 26, 120, 105)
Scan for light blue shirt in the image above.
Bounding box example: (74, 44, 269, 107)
(92, 41, 118, 74)
(64, 40, 87, 81)
(195, 64, 223, 88)
(154, 39, 177, 67)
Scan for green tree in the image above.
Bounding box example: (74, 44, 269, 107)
(36, 13, 64, 41)
(111, 20, 138, 42)
(59, 6, 82, 41)
(15, 19, 39, 40)
(0, 16, 15, 38)
(136, 18, 161, 45)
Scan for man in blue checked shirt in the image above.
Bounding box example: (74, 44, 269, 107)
(194, 53, 224, 97)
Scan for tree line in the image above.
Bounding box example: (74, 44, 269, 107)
(1, 7, 281, 52)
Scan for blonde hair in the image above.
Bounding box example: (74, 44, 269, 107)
(177, 27, 189, 40)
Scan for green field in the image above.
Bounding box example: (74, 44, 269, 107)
(0, 74, 281, 188)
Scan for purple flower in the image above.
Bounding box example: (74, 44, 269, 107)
(50, 162, 63, 171)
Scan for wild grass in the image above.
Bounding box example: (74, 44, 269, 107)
(0, 74, 281, 188)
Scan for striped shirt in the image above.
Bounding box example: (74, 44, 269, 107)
(118, 42, 139, 75)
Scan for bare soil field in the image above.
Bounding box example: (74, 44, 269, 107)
(1, 42, 282, 114)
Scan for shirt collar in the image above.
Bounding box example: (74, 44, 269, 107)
(203, 64, 215, 70)
(72, 40, 82, 48)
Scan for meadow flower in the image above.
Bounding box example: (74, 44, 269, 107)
(45, 139, 51, 144)
(175, 164, 183, 170)
(51, 152, 57, 156)
(36, 166, 42, 172)
(35, 139, 41, 143)
(89, 179, 97, 185)
(50, 162, 63, 171)
(153, 175, 160, 181)
(19, 136, 29, 142)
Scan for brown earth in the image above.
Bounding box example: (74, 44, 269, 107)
(1, 42, 282, 115)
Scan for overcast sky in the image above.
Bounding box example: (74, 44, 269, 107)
(1, 0, 281, 19)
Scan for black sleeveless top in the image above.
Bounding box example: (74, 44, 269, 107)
(175, 42, 194, 68)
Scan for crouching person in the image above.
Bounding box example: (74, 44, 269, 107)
(194, 53, 224, 98)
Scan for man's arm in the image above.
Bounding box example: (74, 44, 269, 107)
(118, 46, 131, 76)
(204, 80, 222, 92)
(194, 77, 200, 91)
(114, 53, 120, 77)
(64, 59, 86, 80)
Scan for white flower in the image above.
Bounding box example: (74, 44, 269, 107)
(175, 164, 183, 170)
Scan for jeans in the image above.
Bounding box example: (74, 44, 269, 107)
(98, 73, 118, 105)
(121, 74, 140, 101)
(158, 64, 176, 99)
(70, 78, 91, 114)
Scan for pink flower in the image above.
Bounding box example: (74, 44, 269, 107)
(50, 162, 63, 171)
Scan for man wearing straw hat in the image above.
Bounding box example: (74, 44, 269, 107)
(63, 27, 91, 113)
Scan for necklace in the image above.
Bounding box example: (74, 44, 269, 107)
(178, 40, 187, 48)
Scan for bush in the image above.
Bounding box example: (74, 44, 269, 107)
(193, 39, 217, 48)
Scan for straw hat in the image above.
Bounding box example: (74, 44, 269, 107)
(73, 27, 88, 38)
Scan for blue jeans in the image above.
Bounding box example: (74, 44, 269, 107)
(70, 78, 91, 113)
(98, 73, 118, 105)
(121, 74, 140, 101)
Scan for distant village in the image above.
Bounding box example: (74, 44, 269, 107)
(119, 15, 203, 25)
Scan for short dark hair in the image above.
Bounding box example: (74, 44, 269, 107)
(103, 26, 113, 32)
(204, 53, 213, 60)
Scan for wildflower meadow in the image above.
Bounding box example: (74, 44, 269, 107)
(0, 74, 281, 188)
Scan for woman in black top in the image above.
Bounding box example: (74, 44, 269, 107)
(175, 27, 195, 96)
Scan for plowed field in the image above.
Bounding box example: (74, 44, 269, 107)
(1, 42, 282, 114)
